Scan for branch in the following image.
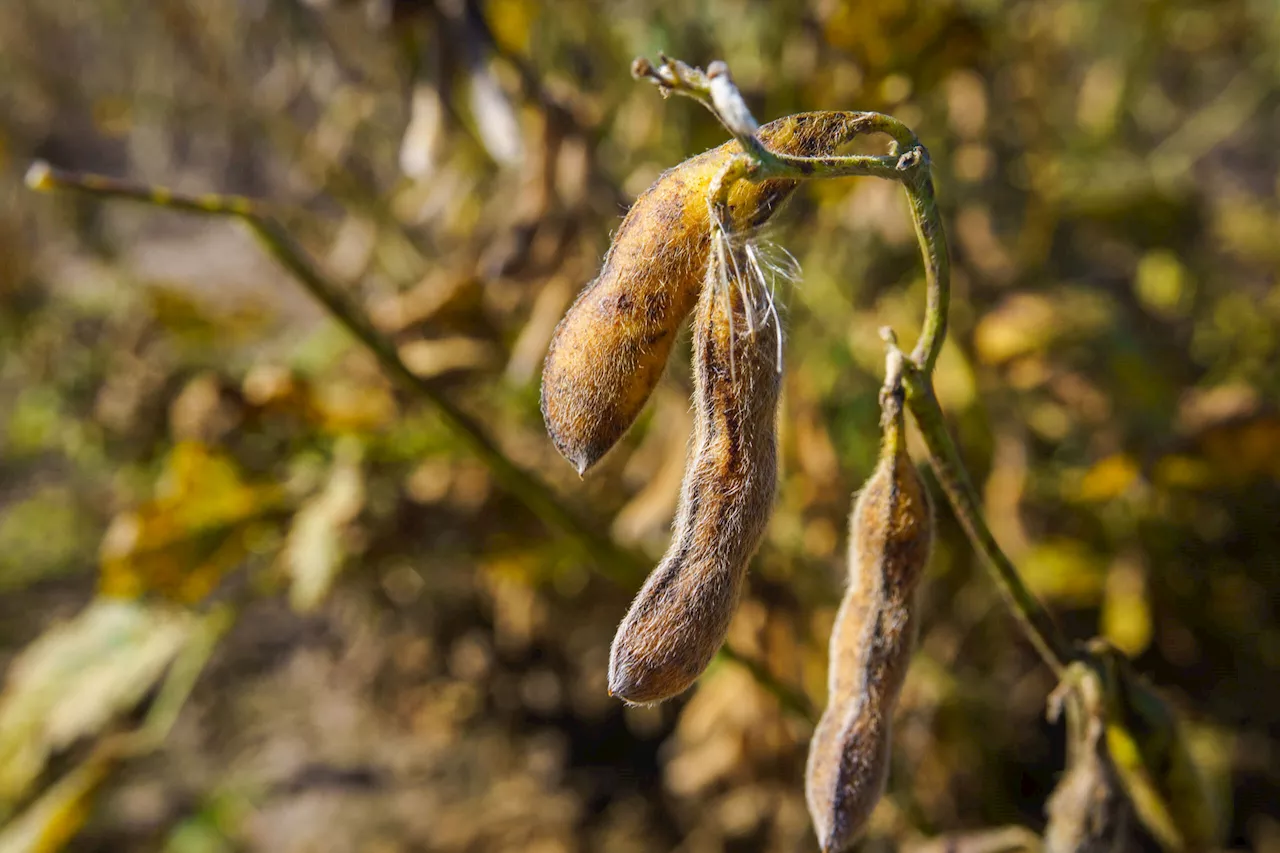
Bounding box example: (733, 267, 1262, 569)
(26, 161, 643, 587)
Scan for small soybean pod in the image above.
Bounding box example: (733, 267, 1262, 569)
(607, 234, 782, 704)
(541, 112, 870, 474)
(805, 380, 934, 853)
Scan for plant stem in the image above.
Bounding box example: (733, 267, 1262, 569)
(888, 145, 1067, 673)
(900, 365, 1070, 674)
(899, 151, 950, 375)
(26, 161, 644, 587)
(117, 605, 236, 755)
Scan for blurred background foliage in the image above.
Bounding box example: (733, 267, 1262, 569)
(0, 0, 1278, 850)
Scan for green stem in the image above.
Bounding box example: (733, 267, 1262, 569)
(26, 161, 644, 587)
(751, 151, 903, 182)
(900, 152, 950, 375)
(887, 142, 1065, 674)
(900, 366, 1071, 675)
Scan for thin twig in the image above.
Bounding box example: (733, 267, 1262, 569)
(26, 161, 644, 587)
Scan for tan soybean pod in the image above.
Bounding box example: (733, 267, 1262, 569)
(541, 111, 869, 474)
(805, 389, 933, 853)
(606, 238, 781, 704)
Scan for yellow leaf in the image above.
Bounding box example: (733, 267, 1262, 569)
(1076, 454, 1140, 502)
(1134, 250, 1192, 317)
(483, 0, 533, 54)
(1104, 719, 1185, 851)
(1102, 556, 1153, 656)
(98, 442, 282, 602)
(1094, 644, 1226, 852)
(973, 289, 1115, 365)
(1019, 538, 1107, 605)
(0, 751, 113, 853)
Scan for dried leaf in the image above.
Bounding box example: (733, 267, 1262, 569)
(0, 750, 113, 853)
(398, 337, 500, 379)
(99, 441, 282, 602)
(467, 61, 524, 168)
(504, 276, 574, 386)
(307, 381, 397, 434)
(283, 438, 366, 612)
(400, 82, 447, 179)
(1044, 662, 1131, 853)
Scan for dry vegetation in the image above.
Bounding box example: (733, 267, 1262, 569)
(1, 1, 1278, 851)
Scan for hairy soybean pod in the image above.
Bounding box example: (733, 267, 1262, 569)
(607, 237, 781, 704)
(805, 388, 933, 853)
(541, 111, 868, 474)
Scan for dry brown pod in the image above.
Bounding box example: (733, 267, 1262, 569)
(1043, 663, 1133, 853)
(806, 384, 933, 853)
(606, 233, 782, 704)
(541, 111, 872, 474)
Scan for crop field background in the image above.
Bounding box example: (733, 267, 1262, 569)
(0, 1, 1277, 851)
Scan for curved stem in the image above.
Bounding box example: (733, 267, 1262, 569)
(889, 146, 1064, 673)
(900, 150, 950, 375)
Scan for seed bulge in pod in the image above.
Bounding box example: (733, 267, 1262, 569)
(805, 388, 933, 852)
(606, 238, 782, 704)
(541, 111, 871, 474)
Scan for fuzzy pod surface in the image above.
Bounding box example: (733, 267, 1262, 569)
(541, 111, 869, 475)
(805, 391, 933, 853)
(606, 238, 782, 704)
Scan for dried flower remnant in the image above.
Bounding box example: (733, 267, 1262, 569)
(541, 111, 872, 475)
(806, 372, 934, 853)
(607, 231, 783, 704)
